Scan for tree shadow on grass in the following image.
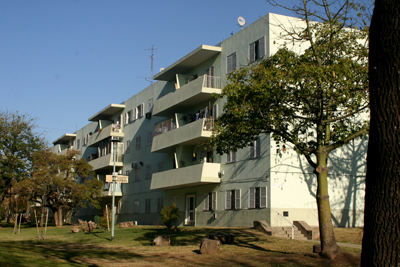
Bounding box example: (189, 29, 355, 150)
(0, 240, 144, 267)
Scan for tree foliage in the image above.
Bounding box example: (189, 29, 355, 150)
(160, 203, 180, 230)
(17, 149, 103, 226)
(0, 111, 46, 202)
(211, 0, 370, 259)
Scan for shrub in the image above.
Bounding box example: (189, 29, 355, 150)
(160, 203, 180, 230)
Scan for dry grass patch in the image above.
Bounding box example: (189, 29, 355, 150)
(0, 225, 361, 267)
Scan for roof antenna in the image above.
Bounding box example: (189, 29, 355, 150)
(138, 45, 156, 85)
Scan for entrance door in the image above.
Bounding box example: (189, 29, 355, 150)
(185, 195, 195, 225)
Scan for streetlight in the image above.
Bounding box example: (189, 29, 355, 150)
(110, 136, 120, 241)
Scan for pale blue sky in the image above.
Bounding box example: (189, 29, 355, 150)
(0, 0, 289, 145)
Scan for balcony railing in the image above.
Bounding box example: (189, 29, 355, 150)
(154, 118, 177, 137)
(202, 75, 221, 89)
(154, 118, 214, 137)
(152, 75, 222, 117)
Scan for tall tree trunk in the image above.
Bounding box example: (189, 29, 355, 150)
(361, 0, 400, 266)
(316, 148, 340, 259)
(54, 207, 63, 227)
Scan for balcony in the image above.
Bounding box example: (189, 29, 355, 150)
(152, 118, 214, 153)
(89, 153, 123, 171)
(88, 123, 124, 147)
(150, 162, 221, 190)
(152, 75, 222, 117)
(101, 182, 122, 197)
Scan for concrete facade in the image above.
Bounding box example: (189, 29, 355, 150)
(51, 13, 366, 228)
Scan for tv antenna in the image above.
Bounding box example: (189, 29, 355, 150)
(238, 16, 246, 29)
(138, 45, 156, 85)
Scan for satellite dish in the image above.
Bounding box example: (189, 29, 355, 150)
(238, 16, 246, 27)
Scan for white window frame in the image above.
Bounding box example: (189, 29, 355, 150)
(204, 192, 217, 211)
(227, 150, 236, 163)
(226, 52, 237, 73)
(136, 103, 144, 119)
(249, 36, 266, 63)
(225, 189, 240, 210)
(249, 137, 261, 158)
(249, 187, 267, 209)
(136, 136, 141, 150)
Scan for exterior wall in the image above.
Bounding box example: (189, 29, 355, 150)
(51, 12, 366, 228)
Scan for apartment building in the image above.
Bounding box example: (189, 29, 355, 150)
(51, 13, 366, 228)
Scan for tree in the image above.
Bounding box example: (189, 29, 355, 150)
(361, 0, 400, 265)
(17, 149, 103, 226)
(0, 111, 46, 220)
(210, 0, 369, 259)
(160, 203, 180, 230)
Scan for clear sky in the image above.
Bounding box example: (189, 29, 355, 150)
(0, 0, 289, 146)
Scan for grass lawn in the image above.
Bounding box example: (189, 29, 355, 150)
(0, 223, 363, 267)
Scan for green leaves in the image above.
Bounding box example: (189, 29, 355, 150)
(210, 18, 369, 166)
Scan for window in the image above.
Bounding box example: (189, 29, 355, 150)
(147, 98, 153, 112)
(212, 104, 218, 120)
(146, 131, 152, 145)
(227, 151, 236, 163)
(76, 139, 80, 149)
(129, 109, 135, 122)
(249, 187, 267, 209)
(205, 66, 215, 88)
(249, 36, 266, 63)
(124, 112, 129, 125)
(249, 137, 261, 158)
(145, 199, 151, 213)
(226, 189, 240, 210)
(125, 170, 130, 176)
(134, 200, 140, 214)
(136, 103, 144, 119)
(204, 192, 217, 211)
(146, 165, 152, 180)
(134, 168, 140, 182)
(136, 136, 141, 150)
(227, 52, 236, 73)
(157, 197, 164, 212)
(126, 140, 131, 153)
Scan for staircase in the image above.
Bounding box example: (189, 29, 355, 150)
(271, 226, 308, 240)
(254, 221, 319, 241)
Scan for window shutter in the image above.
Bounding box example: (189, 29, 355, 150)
(227, 152, 231, 163)
(212, 192, 217, 210)
(204, 193, 209, 211)
(249, 42, 255, 62)
(226, 191, 231, 210)
(232, 151, 236, 162)
(250, 142, 255, 158)
(249, 188, 255, 208)
(256, 137, 261, 157)
(258, 36, 265, 58)
(260, 187, 267, 208)
(235, 189, 241, 209)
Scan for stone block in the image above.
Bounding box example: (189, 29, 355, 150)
(200, 238, 220, 254)
(152, 235, 171, 246)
